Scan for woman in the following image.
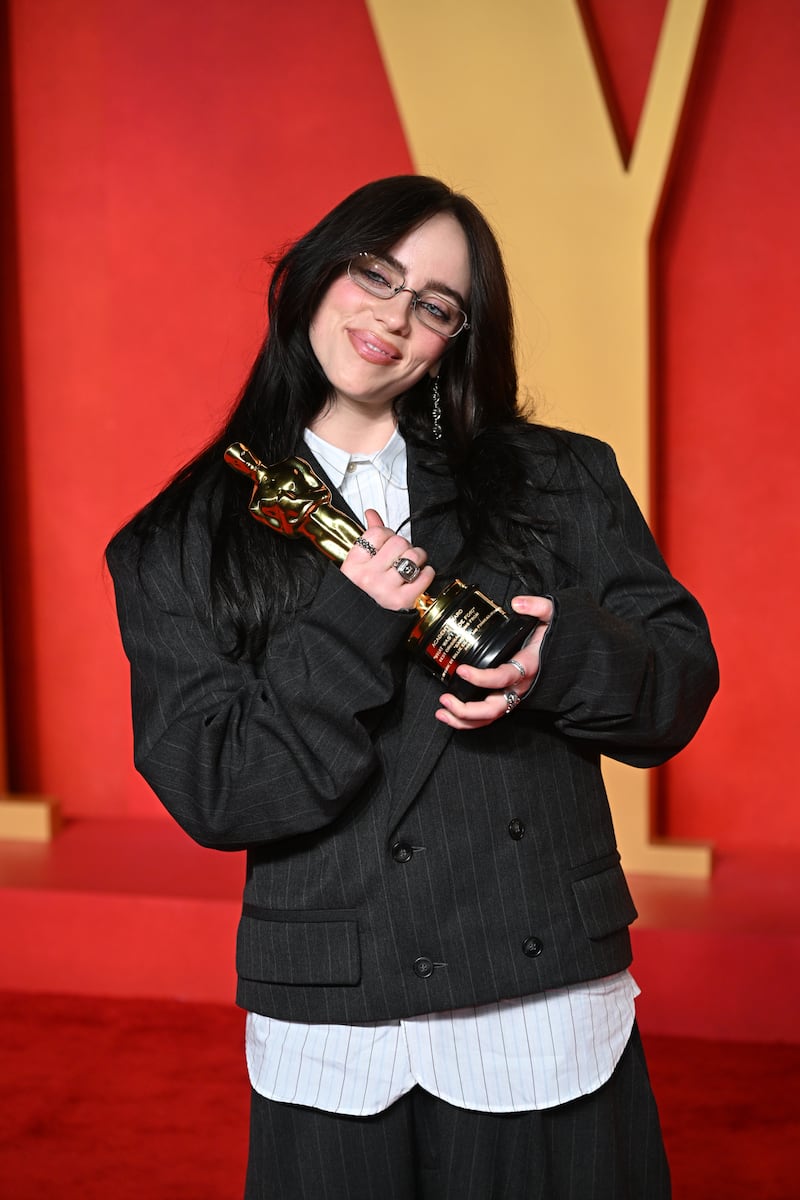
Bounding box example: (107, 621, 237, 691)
(108, 175, 718, 1198)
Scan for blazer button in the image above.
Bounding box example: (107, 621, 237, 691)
(508, 818, 526, 840)
(522, 936, 544, 958)
(413, 956, 434, 979)
(391, 841, 413, 863)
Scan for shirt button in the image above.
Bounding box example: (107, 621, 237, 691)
(522, 936, 544, 958)
(346, 462, 357, 473)
(413, 956, 434, 979)
(508, 818, 526, 840)
(391, 841, 413, 863)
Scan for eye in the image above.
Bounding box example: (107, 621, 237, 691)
(417, 295, 454, 325)
(350, 255, 399, 295)
(363, 266, 393, 289)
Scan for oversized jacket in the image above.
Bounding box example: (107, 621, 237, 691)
(107, 427, 718, 1024)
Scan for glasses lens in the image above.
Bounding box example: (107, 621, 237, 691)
(348, 254, 468, 337)
(414, 294, 465, 337)
(348, 254, 401, 298)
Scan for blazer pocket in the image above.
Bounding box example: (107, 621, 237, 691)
(571, 864, 638, 940)
(236, 905, 361, 986)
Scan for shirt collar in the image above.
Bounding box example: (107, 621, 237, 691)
(303, 426, 407, 491)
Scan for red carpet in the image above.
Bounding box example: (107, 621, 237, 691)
(1, 991, 798, 1198)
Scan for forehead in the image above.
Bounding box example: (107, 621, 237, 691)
(386, 213, 471, 302)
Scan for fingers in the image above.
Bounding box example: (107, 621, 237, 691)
(436, 683, 525, 731)
(437, 597, 555, 731)
(511, 595, 554, 623)
(342, 511, 435, 610)
(453, 629, 543, 696)
(435, 689, 512, 730)
(454, 655, 535, 694)
(511, 594, 553, 659)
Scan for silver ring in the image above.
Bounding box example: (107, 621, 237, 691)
(509, 658, 526, 679)
(353, 536, 377, 557)
(503, 690, 521, 715)
(392, 556, 422, 583)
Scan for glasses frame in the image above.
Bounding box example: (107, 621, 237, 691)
(346, 253, 470, 339)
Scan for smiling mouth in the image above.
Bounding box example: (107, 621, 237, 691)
(350, 329, 400, 361)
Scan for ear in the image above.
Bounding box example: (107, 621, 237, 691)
(428, 362, 443, 379)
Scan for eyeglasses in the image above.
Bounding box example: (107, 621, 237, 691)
(346, 253, 470, 338)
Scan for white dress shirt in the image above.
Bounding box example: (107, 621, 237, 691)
(247, 426, 638, 1116)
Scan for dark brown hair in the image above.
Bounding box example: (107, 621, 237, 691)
(123, 176, 550, 657)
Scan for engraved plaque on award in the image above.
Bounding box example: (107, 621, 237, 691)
(225, 443, 537, 699)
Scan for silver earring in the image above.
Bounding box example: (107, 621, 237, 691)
(431, 376, 442, 441)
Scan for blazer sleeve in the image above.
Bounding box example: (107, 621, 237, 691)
(107, 516, 414, 849)
(524, 437, 719, 766)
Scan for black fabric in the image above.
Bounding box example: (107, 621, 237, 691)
(107, 429, 718, 1023)
(243, 1025, 670, 1200)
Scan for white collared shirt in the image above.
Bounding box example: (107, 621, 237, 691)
(247, 427, 638, 1116)
(303, 424, 410, 533)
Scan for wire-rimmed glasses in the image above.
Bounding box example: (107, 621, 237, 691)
(347, 253, 470, 338)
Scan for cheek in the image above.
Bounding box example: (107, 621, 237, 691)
(309, 279, 364, 352)
(413, 332, 445, 376)
(314, 275, 361, 321)
(308, 305, 338, 369)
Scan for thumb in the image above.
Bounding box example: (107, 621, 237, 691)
(511, 595, 554, 624)
(364, 508, 387, 529)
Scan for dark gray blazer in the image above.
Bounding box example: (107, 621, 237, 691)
(108, 429, 718, 1024)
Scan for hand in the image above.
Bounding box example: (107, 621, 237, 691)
(435, 595, 554, 730)
(341, 509, 436, 612)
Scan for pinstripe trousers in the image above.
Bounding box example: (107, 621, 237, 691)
(243, 1024, 670, 1199)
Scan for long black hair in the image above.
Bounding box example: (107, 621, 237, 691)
(126, 175, 555, 657)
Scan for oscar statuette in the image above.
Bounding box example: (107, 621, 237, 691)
(224, 443, 537, 699)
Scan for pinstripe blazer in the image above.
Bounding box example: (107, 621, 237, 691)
(108, 428, 718, 1024)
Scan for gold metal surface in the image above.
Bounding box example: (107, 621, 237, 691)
(226, 443, 436, 616)
(225, 444, 533, 697)
(225, 444, 362, 565)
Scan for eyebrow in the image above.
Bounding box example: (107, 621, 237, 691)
(379, 251, 468, 311)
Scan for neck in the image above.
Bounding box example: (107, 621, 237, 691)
(308, 401, 397, 454)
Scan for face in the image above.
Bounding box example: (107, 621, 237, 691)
(308, 212, 471, 426)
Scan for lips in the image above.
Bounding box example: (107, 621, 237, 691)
(348, 328, 401, 365)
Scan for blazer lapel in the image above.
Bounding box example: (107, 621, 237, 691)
(299, 438, 515, 834)
(381, 444, 457, 831)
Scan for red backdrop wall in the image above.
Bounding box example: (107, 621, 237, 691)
(2, 0, 798, 852)
(2, 0, 412, 820)
(655, 0, 800, 849)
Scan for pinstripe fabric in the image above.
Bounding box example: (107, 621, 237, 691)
(107, 427, 718, 1032)
(108, 426, 703, 1195)
(247, 433, 641, 1118)
(244, 1025, 670, 1199)
(303, 426, 410, 535)
(246, 970, 638, 1115)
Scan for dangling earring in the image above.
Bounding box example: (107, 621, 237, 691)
(431, 375, 443, 441)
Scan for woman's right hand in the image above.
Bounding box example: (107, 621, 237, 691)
(341, 508, 435, 612)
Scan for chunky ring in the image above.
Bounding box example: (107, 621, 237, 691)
(392, 556, 422, 583)
(509, 658, 526, 679)
(353, 536, 377, 557)
(503, 690, 521, 715)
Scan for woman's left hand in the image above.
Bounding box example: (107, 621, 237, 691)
(435, 595, 554, 730)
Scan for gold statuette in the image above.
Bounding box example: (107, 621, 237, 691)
(225, 443, 537, 698)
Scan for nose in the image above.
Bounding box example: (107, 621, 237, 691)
(375, 287, 414, 333)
